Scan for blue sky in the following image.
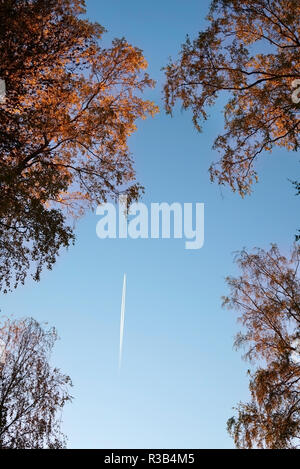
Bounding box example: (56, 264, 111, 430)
(1, 0, 299, 448)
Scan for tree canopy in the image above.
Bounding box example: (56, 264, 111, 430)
(164, 0, 300, 196)
(0, 0, 158, 292)
(224, 245, 300, 448)
(0, 317, 72, 448)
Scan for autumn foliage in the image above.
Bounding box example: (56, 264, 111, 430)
(224, 245, 300, 448)
(164, 0, 300, 196)
(0, 0, 158, 291)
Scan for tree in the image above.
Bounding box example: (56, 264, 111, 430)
(0, 317, 72, 449)
(224, 244, 300, 448)
(292, 179, 300, 241)
(0, 0, 158, 292)
(164, 0, 300, 196)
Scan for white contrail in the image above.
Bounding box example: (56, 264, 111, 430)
(119, 273, 126, 370)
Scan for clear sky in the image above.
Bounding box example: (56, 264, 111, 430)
(1, 0, 299, 449)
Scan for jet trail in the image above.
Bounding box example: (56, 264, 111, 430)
(119, 273, 126, 370)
